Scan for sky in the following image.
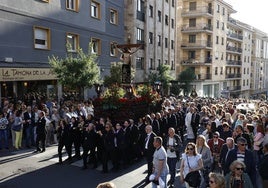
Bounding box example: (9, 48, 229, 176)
(224, 0, 268, 33)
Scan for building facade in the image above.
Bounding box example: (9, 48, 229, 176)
(0, 0, 124, 102)
(124, 0, 177, 83)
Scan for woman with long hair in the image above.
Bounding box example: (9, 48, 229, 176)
(180, 142, 203, 188)
(196, 135, 213, 188)
(209, 172, 225, 188)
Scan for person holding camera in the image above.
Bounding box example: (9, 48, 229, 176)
(164, 127, 182, 188)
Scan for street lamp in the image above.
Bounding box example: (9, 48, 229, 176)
(94, 84, 102, 98)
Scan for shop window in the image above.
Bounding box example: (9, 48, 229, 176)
(91, 38, 101, 55)
(66, 33, 79, 52)
(34, 26, 50, 50)
(91, 1, 101, 19)
(66, 0, 79, 12)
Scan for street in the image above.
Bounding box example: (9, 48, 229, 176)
(0, 146, 185, 188)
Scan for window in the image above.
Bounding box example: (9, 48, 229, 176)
(149, 58, 154, 69)
(165, 15, 168, 25)
(165, 38, 168, 48)
(110, 42, 117, 57)
(220, 67, 223, 75)
(149, 5, 153, 17)
(216, 36, 219, 44)
(221, 37, 224, 45)
(158, 59, 161, 69)
(171, 18, 174, 28)
(66, 33, 79, 52)
(136, 57, 144, 69)
(215, 67, 218, 75)
(222, 22, 225, 30)
(66, 0, 79, 11)
(137, 28, 144, 43)
(34, 26, 50, 50)
(110, 9, 118, 24)
(172, 0, 175, 7)
(137, 0, 144, 12)
(189, 35, 196, 43)
(40, 0, 49, 2)
(189, 18, 196, 27)
(171, 40, 174, 49)
(188, 51, 195, 59)
(91, 1, 100, 19)
(216, 20, 219, 28)
(149, 32, 153, 44)
(158, 35, 161, 46)
(217, 4, 220, 13)
(222, 7, 225, 15)
(171, 61, 175, 70)
(189, 2, 196, 11)
(91, 38, 101, 55)
(158, 10, 161, 22)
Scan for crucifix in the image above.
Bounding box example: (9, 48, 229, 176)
(112, 36, 144, 84)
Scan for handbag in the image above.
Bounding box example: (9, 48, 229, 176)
(184, 156, 201, 187)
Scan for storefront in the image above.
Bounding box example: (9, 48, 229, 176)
(0, 67, 60, 105)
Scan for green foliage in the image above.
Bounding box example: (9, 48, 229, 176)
(148, 64, 173, 94)
(178, 68, 196, 96)
(49, 43, 101, 91)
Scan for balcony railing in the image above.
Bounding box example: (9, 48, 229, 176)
(181, 40, 212, 49)
(226, 60, 242, 66)
(181, 6, 213, 16)
(181, 58, 212, 65)
(226, 46, 242, 53)
(225, 73, 241, 79)
(227, 33, 243, 41)
(181, 24, 213, 32)
(195, 73, 212, 80)
(228, 85, 241, 91)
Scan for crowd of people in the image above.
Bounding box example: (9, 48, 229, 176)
(1, 96, 268, 188)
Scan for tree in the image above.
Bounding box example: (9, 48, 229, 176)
(148, 64, 173, 95)
(178, 67, 196, 96)
(49, 44, 101, 99)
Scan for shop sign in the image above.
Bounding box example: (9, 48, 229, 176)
(0, 68, 57, 81)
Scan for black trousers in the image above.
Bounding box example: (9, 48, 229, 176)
(36, 133, 46, 151)
(58, 141, 72, 162)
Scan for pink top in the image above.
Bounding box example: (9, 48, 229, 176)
(254, 132, 264, 150)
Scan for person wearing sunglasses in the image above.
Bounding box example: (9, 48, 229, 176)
(180, 142, 203, 188)
(224, 160, 253, 188)
(224, 137, 256, 187)
(208, 172, 225, 188)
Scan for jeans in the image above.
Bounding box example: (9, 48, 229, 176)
(0, 129, 9, 149)
(167, 157, 177, 184)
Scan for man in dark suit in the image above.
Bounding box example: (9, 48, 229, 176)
(225, 137, 256, 186)
(34, 111, 46, 153)
(144, 125, 156, 183)
(258, 142, 268, 188)
(219, 137, 237, 174)
(23, 106, 33, 148)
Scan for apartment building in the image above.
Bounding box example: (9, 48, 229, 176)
(251, 29, 268, 98)
(0, 0, 124, 100)
(124, 0, 177, 83)
(178, 0, 237, 98)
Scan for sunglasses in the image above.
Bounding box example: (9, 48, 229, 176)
(209, 180, 215, 184)
(213, 136, 218, 138)
(187, 147, 194, 150)
(239, 143, 247, 146)
(236, 167, 244, 171)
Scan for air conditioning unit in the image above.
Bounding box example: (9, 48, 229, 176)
(4, 57, 13, 62)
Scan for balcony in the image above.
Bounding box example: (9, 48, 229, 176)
(226, 60, 242, 66)
(181, 40, 212, 49)
(195, 73, 212, 80)
(228, 85, 241, 91)
(225, 73, 241, 79)
(227, 33, 243, 41)
(181, 58, 212, 65)
(181, 6, 213, 17)
(226, 46, 242, 54)
(181, 24, 213, 33)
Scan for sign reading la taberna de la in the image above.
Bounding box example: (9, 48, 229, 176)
(0, 68, 57, 81)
